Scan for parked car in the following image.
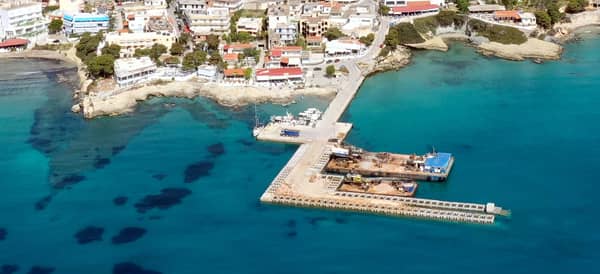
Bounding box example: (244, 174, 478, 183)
(314, 67, 322, 71)
(326, 60, 333, 64)
(334, 59, 340, 63)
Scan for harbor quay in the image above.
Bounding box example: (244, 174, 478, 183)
(256, 68, 509, 224)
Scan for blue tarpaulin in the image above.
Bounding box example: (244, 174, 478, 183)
(425, 153, 452, 168)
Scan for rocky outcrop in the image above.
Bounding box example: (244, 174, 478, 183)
(477, 38, 563, 61)
(406, 36, 449, 51)
(78, 80, 335, 119)
(370, 47, 412, 75)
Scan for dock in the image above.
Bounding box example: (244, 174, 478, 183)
(256, 19, 508, 224)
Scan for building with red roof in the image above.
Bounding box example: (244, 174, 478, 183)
(0, 39, 28, 52)
(223, 43, 255, 54)
(255, 67, 304, 83)
(388, 1, 440, 16)
(223, 68, 246, 81)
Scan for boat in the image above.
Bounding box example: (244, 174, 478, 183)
(252, 105, 264, 138)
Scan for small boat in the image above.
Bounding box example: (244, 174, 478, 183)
(252, 105, 264, 138)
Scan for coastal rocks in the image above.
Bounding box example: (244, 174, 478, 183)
(71, 104, 81, 113)
(111, 227, 147, 244)
(112, 262, 162, 274)
(74, 226, 104, 244)
(134, 188, 191, 213)
(79, 80, 335, 119)
(407, 36, 449, 51)
(371, 47, 412, 75)
(478, 38, 563, 61)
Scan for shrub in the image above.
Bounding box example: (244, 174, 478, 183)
(566, 0, 588, 14)
(468, 19, 527, 44)
(413, 11, 466, 35)
(385, 23, 425, 47)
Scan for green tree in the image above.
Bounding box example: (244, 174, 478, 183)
(457, 0, 470, 13)
(325, 65, 335, 78)
(205, 34, 220, 50)
(150, 43, 167, 60)
(324, 27, 344, 41)
(208, 52, 223, 66)
(170, 42, 184, 55)
(535, 10, 552, 29)
(547, 3, 563, 24)
(295, 36, 307, 48)
(244, 68, 253, 80)
(378, 5, 390, 16)
(76, 32, 103, 62)
(48, 19, 63, 34)
(101, 43, 121, 59)
(502, 0, 517, 9)
(179, 33, 192, 45)
(87, 54, 115, 78)
(566, 0, 588, 13)
(182, 50, 207, 71)
(359, 33, 375, 46)
(237, 32, 253, 43)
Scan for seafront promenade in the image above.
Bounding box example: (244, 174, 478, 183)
(256, 18, 509, 224)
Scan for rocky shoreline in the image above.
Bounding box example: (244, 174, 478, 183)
(78, 80, 336, 118)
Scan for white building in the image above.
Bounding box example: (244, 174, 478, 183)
(114, 56, 158, 87)
(144, 0, 166, 8)
(105, 31, 175, 57)
(255, 67, 304, 84)
(519, 12, 536, 26)
(236, 17, 262, 36)
(211, 0, 243, 13)
(325, 39, 366, 57)
(342, 14, 376, 33)
(176, 0, 207, 14)
(63, 12, 109, 34)
(59, 0, 82, 13)
(184, 7, 229, 36)
(196, 65, 217, 81)
(267, 15, 297, 48)
(0, 1, 48, 41)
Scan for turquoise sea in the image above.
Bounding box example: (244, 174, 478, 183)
(2, 31, 600, 273)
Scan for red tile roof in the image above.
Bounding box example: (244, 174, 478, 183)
(270, 50, 282, 57)
(223, 43, 254, 51)
(494, 10, 520, 19)
(390, 1, 439, 14)
(271, 46, 302, 52)
(223, 68, 245, 77)
(223, 53, 239, 61)
(256, 67, 303, 77)
(0, 38, 28, 48)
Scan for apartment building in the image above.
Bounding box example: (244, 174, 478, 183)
(299, 15, 329, 38)
(114, 56, 157, 87)
(105, 31, 175, 57)
(236, 17, 262, 36)
(63, 12, 109, 34)
(0, 0, 48, 40)
(211, 0, 243, 13)
(184, 7, 229, 36)
(176, 0, 207, 15)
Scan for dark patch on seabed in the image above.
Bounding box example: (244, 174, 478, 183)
(134, 188, 191, 213)
(206, 142, 225, 157)
(74, 226, 104, 244)
(113, 196, 128, 206)
(52, 173, 86, 188)
(0, 228, 6, 240)
(178, 103, 230, 129)
(34, 195, 53, 210)
(113, 262, 162, 274)
(152, 173, 167, 181)
(93, 156, 111, 169)
(1, 265, 19, 274)
(236, 138, 254, 147)
(27, 82, 170, 187)
(183, 160, 215, 183)
(111, 227, 147, 244)
(27, 266, 55, 274)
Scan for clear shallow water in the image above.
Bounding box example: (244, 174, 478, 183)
(1, 34, 600, 273)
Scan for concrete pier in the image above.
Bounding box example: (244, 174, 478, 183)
(256, 17, 508, 224)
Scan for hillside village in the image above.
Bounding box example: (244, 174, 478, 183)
(1, 0, 599, 110)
